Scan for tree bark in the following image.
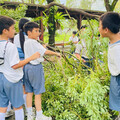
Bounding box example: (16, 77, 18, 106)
(31, 0, 34, 4)
(104, 0, 118, 11)
(47, 0, 56, 47)
(44, 2, 99, 19)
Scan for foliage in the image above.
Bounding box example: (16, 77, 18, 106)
(0, 4, 27, 31)
(40, 19, 116, 120)
(42, 55, 112, 120)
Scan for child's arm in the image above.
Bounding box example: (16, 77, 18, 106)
(12, 52, 40, 69)
(45, 50, 61, 57)
(75, 53, 86, 63)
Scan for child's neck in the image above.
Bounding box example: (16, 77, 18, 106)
(0, 34, 8, 41)
(109, 33, 120, 44)
(28, 36, 37, 40)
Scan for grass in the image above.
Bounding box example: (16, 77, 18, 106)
(43, 32, 71, 43)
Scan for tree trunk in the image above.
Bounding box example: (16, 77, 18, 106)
(48, 7, 55, 46)
(104, 0, 118, 11)
(47, 0, 56, 47)
(31, 0, 34, 4)
(21, 0, 24, 3)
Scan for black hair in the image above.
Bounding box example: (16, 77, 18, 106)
(19, 18, 29, 53)
(24, 22, 39, 35)
(100, 12, 120, 34)
(80, 25, 87, 29)
(0, 16, 15, 35)
(73, 31, 77, 35)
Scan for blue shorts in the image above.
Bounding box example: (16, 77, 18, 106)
(109, 74, 120, 111)
(23, 63, 45, 95)
(0, 73, 24, 108)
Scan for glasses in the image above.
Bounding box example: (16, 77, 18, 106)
(0, 41, 8, 65)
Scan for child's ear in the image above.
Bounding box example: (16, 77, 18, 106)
(2, 29, 8, 34)
(27, 31, 31, 35)
(104, 28, 109, 34)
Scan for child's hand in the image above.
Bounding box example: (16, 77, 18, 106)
(81, 58, 86, 63)
(56, 53, 61, 58)
(31, 52, 40, 60)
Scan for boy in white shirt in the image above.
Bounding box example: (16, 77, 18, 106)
(69, 31, 78, 44)
(99, 12, 120, 120)
(23, 22, 60, 120)
(0, 16, 40, 120)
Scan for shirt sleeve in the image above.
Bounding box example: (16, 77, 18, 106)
(69, 37, 72, 41)
(111, 46, 120, 74)
(76, 37, 79, 42)
(75, 44, 82, 54)
(33, 41, 46, 56)
(8, 44, 20, 67)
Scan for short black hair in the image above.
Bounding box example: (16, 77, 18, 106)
(80, 25, 87, 29)
(73, 31, 77, 34)
(100, 12, 120, 34)
(24, 22, 39, 35)
(0, 16, 15, 35)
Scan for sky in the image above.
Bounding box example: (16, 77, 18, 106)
(59, 0, 106, 11)
(59, 0, 66, 5)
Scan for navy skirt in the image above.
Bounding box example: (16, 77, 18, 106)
(109, 74, 120, 111)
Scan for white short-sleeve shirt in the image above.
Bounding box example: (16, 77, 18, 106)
(14, 33, 28, 48)
(69, 36, 78, 43)
(108, 41, 120, 76)
(24, 38, 46, 65)
(75, 39, 88, 58)
(0, 41, 23, 83)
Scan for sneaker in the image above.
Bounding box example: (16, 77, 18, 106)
(27, 114, 35, 120)
(5, 109, 14, 118)
(36, 114, 52, 120)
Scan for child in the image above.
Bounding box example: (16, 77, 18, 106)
(69, 31, 79, 44)
(74, 25, 92, 67)
(14, 18, 29, 59)
(69, 31, 79, 57)
(0, 16, 40, 120)
(99, 12, 120, 119)
(14, 18, 29, 115)
(23, 22, 61, 120)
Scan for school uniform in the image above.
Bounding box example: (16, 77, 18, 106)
(75, 39, 92, 67)
(0, 40, 24, 108)
(69, 36, 79, 43)
(108, 40, 120, 111)
(23, 38, 46, 95)
(14, 33, 28, 60)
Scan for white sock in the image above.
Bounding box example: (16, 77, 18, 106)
(15, 108, 24, 120)
(23, 94, 27, 110)
(7, 102, 12, 111)
(36, 110, 42, 118)
(27, 107, 33, 115)
(0, 113, 5, 120)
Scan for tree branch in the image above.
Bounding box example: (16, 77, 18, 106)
(104, 0, 111, 11)
(44, 2, 99, 19)
(111, 0, 118, 11)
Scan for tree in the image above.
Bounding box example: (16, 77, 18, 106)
(46, 0, 56, 46)
(104, 0, 119, 11)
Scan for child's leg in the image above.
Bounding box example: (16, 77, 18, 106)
(26, 92, 35, 120)
(35, 94, 52, 120)
(14, 106, 24, 120)
(5, 102, 14, 118)
(35, 94, 42, 111)
(23, 85, 27, 110)
(26, 93, 33, 108)
(0, 107, 7, 120)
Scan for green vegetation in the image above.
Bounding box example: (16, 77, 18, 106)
(0, 3, 119, 120)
